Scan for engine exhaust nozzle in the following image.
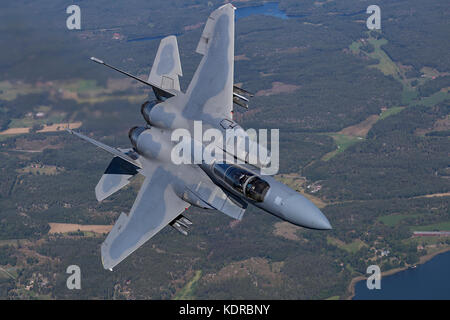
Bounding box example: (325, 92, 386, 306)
(141, 100, 160, 124)
(128, 126, 147, 149)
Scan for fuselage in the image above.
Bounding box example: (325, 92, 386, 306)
(128, 100, 332, 230)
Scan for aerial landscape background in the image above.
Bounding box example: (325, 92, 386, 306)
(0, 0, 449, 299)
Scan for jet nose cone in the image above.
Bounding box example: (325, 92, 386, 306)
(283, 195, 332, 230)
(315, 213, 332, 230)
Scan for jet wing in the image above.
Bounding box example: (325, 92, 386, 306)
(101, 166, 189, 270)
(183, 4, 235, 120)
(66, 129, 142, 168)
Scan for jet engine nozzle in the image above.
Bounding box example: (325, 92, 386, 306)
(141, 100, 161, 125)
(128, 126, 147, 148)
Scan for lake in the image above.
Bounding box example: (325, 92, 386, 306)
(128, 2, 288, 42)
(235, 2, 288, 20)
(353, 250, 450, 299)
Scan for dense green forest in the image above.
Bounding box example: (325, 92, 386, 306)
(304, 103, 450, 200)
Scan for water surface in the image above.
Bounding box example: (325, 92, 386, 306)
(354, 251, 450, 299)
(235, 2, 288, 20)
(128, 2, 289, 42)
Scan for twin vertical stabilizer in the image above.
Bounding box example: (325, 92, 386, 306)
(148, 36, 183, 92)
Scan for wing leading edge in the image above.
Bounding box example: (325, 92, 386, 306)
(101, 166, 190, 270)
(66, 130, 190, 270)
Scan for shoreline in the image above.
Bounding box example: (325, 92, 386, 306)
(346, 246, 450, 300)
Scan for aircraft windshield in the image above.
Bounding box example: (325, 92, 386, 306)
(244, 176, 270, 202)
(212, 163, 270, 202)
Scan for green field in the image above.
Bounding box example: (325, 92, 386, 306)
(0, 81, 41, 101)
(378, 214, 422, 227)
(0, 134, 14, 141)
(59, 79, 101, 93)
(412, 90, 450, 107)
(0, 239, 25, 247)
(8, 113, 66, 129)
(366, 38, 401, 79)
(0, 267, 17, 280)
(401, 88, 419, 105)
(379, 107, 405, 120)
(349, 36, 425, 105)
(18, 165, 62, 176)
(405, 236, 449, 247)
(327, 237, 367, 253)
(76, 80, 98, 92)
(410, 221, 450, 232)
(322, 134, 362, 161)
(348, 41, 361, 54)
(173, 270, 202, 300)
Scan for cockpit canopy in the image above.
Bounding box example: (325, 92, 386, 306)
(212, 163, 270, 202)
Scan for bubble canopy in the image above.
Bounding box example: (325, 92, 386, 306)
(212, 162, 270, 202)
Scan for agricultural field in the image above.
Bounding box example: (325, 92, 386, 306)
(322, 133, 362, 161)
(411, 221, 450, 232)
(327, 237, 367, 254)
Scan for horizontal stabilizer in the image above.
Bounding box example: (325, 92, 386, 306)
(149, 36, 182, 92)
(95, 157, 139, 202)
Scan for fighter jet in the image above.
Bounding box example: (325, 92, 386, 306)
(67, 4, 331, 271)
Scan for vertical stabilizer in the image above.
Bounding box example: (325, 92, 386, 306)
(148, 36, 183, 92)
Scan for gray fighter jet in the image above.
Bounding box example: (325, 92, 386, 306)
(67, 4, 331, 271)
